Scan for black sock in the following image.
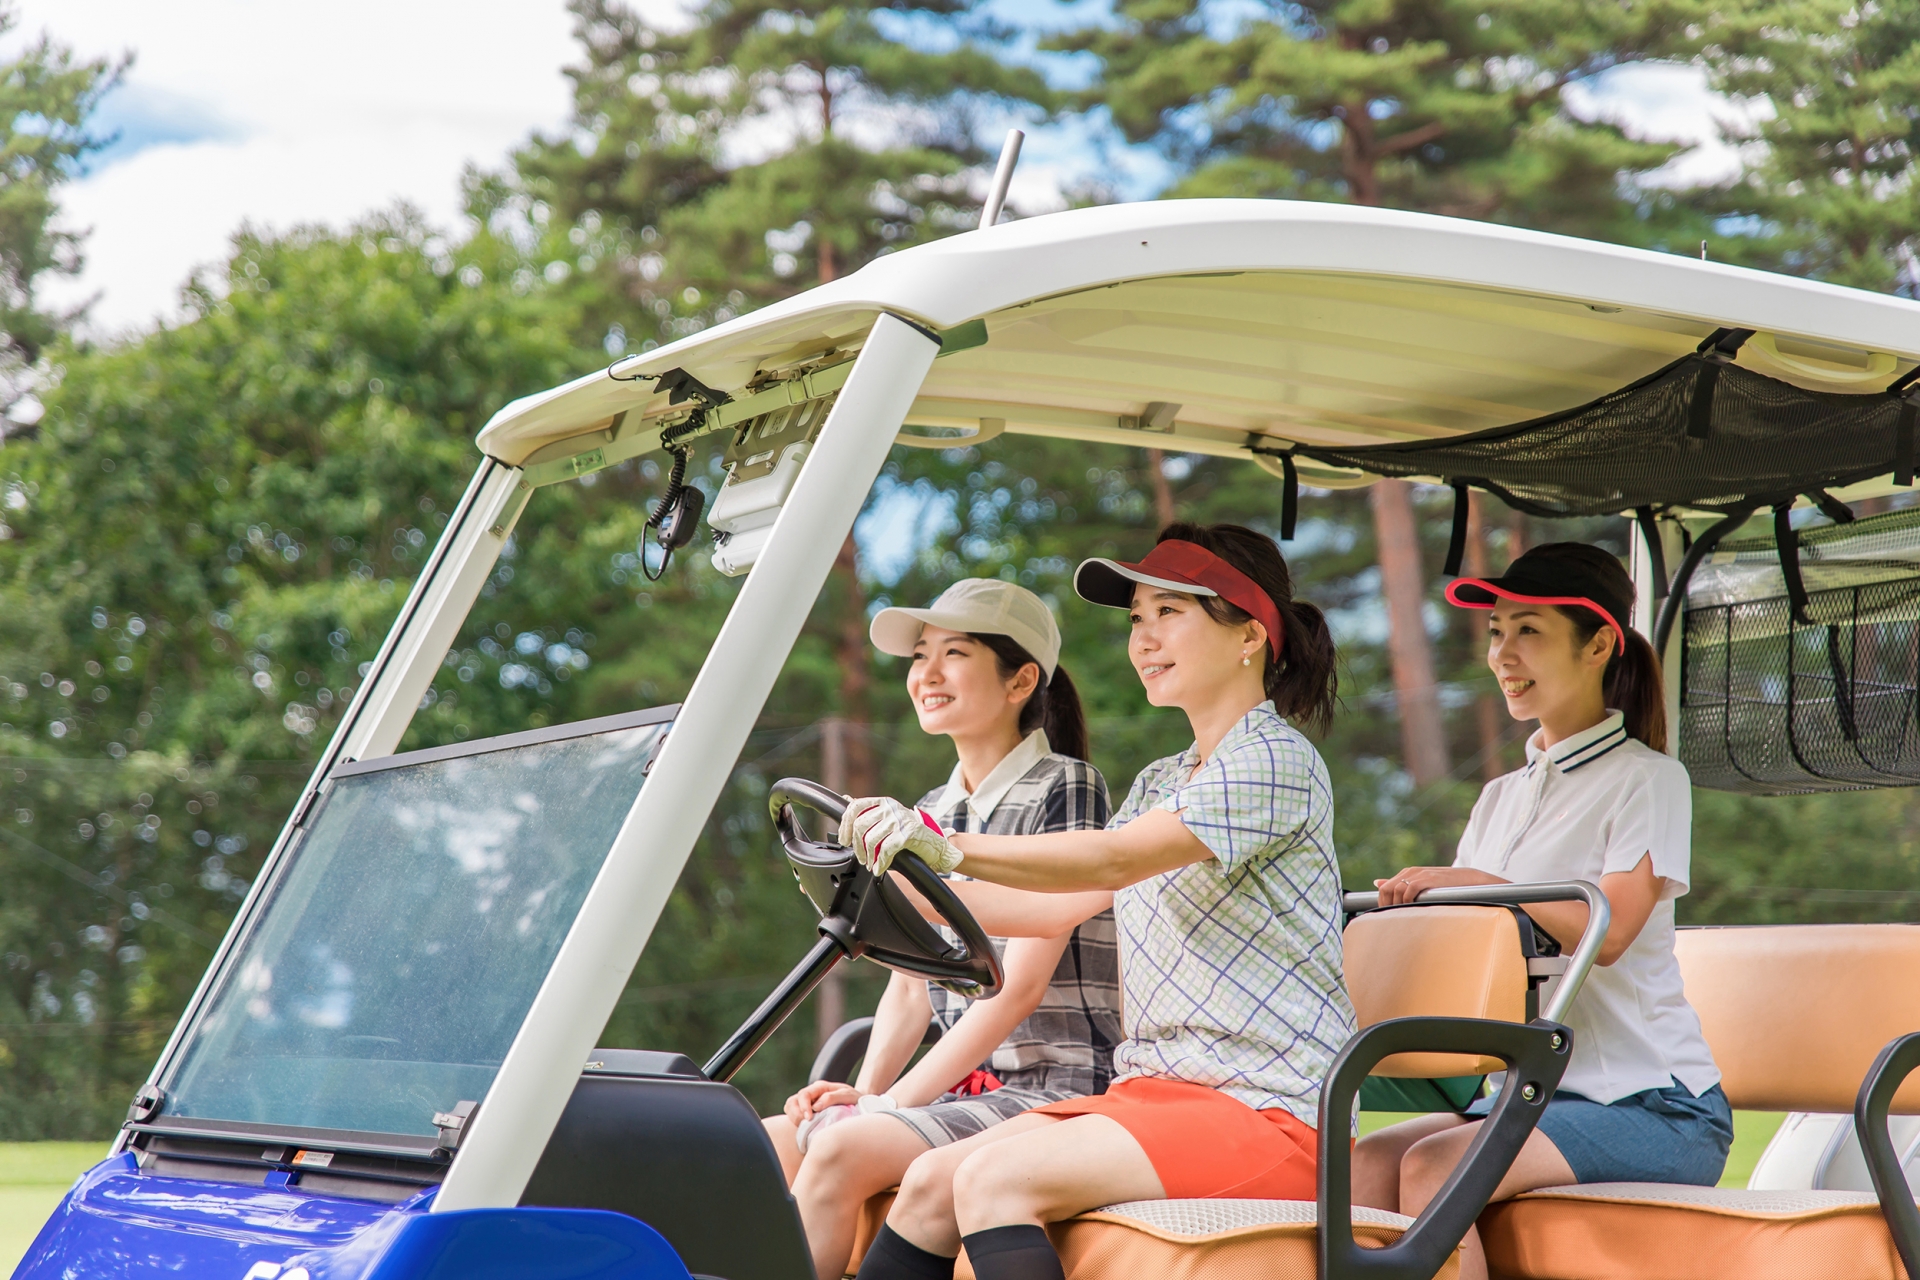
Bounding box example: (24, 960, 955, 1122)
(854, 1225, 957, 1280)
(960, 1225, 1064, 1280)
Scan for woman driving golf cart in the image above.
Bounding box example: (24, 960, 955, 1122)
(838, 523, 1353, 1280)
(765, 578, 1122, 1280)
(1358, 543, 1731, 1280)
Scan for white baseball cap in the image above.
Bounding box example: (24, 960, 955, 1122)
(869, 578, 1062, 677)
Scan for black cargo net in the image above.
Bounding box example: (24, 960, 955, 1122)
(1682, 508, 1920, 794)
(1295, 343, 1916, 518)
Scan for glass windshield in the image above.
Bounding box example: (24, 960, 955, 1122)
(160, 710, 670, 1139)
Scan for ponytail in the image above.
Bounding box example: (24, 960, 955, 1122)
(972, 633, 1092, 761)
(1269, 598, 1339, 737)
(1560, 617, 1667, 752)
(1154, 521, 1340, 737)
(1529, 541, 1668, 753)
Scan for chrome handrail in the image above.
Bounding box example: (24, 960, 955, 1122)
(1342, 879, 1610, 1024)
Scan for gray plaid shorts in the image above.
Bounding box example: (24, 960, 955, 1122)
(882, 1085, 1079, 1147)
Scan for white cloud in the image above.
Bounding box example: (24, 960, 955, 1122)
(1565, 61, 1771, 190)
(18, 0, 582, 335)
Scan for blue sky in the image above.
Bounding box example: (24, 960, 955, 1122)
(23, 0, 1741, 336)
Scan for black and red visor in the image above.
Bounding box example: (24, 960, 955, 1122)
(1445, 555, 1632, 656)
(1075, 539, 1284, 658)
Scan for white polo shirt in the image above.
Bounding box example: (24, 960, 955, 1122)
(1454, 711, 1721, 1104)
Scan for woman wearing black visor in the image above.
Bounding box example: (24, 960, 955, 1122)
(1355, 543, 1730, 1280)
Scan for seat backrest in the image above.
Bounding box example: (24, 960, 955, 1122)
(1675, 924, 1920, 1114)
(1344, 905, 1529, 1078)
(520, 1052, 814, 1280)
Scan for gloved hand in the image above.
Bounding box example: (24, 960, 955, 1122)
(838, 797, 963, 877)
(794, 1092, 899, 1154)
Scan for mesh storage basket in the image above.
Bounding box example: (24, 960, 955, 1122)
(1682, 508, 1920, 794)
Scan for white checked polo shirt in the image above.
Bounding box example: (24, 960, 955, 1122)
(1454, 710, 1720, 1103)
(1108, 701, 1357, 1123)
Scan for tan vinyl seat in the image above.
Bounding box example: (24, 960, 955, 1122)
(1481, 924, 1920, 1280)
(840, 906, 1527, 1278)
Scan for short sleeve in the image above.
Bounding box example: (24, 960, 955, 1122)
(1601, 758, 1693, 898)
(1169, 730, 1315, 870)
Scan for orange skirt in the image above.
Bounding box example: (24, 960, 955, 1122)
(1033, 1076, 1320, 1200)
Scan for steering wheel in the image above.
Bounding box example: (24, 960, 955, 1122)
(769, 779, 1003, 999)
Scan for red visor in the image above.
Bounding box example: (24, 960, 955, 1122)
(1445, 578, 1628, 656)
(1075, 540, 1285, 659)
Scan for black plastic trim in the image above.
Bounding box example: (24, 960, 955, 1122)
(1855, 1031, 1920, 1280)
(1319, 1016, 1572, 1280)
(128, 1115, 447, 1161)
(330, 704, 677, 778)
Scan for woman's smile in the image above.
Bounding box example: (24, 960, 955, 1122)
(1500, 677, 1534, 698)
(919, 693, 955, 711)
(1140, 662, 1173, 679)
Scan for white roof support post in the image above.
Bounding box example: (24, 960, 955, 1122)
(1629, 514, 1688, 758)
(123, 458, 530, 1144)
(433, 312, 943, 1212)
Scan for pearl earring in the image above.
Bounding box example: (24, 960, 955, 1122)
(1242, 654, 1251, 667)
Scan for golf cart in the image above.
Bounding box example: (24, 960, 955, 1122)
(19, 185, 1920, 1280)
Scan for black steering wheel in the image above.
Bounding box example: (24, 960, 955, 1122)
(769, 779, 1003, 999)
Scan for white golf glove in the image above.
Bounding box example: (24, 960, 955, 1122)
(795, 1093, 899, 1154)
(838, 797, 963, 876)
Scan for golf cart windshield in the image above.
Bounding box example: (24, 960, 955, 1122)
(155, 707, 673, 1143)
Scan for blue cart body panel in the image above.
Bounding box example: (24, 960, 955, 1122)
(15, 1155, 693, 1280)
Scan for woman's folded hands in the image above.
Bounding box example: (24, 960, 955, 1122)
(838, 796, 964, 875)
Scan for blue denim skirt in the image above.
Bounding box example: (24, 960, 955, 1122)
(1536, 1081, 1734, 1185)
(1471, 1078, 1733, 1185)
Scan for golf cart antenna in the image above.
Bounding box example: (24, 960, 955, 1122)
(979, 129, 1025, 231)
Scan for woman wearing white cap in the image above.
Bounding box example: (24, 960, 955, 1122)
(763, 576, 1121, 1280)
(840, 522, 1351, 1280)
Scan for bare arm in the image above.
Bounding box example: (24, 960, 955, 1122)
(948, 808, 1211, 893)
(884, 932, 1071, 1108)
(852, 971, 932, 1094)
(894, 878, 1114, 938)
(1373, 853, 1663, 966)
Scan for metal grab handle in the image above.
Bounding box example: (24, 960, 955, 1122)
(1319, 1016, 1573, 1280)
(1855, 1032, 1920, 1280)
(1342, 880, 1610, 1024)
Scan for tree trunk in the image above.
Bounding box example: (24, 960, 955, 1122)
(1372, 479, 1450, 787)
(1462, 491, 1508, 782)
(1146, 448, 1176, 527)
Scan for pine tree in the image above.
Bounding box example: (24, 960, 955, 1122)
(1695, 0, 1920, 294)
(1050, 0, 1708, 789)
(0, 11, 121, 431)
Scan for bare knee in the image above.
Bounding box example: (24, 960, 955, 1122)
(950, 1142, 1034, 1229)
(895, 1145, 963, 1213)
(798, 1122, 884, 1196)
(1400, 1133, 1466, 1212)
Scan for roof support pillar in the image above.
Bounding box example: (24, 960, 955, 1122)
(433, 313, 942, 1212)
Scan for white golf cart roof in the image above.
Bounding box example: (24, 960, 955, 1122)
(477, 199, 1920, 491)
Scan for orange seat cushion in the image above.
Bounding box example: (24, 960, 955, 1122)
(846, 1195, 1459, 1280)
(1481, 1183, 1909, 1280)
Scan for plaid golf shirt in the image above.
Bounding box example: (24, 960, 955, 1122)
(1108, 701, 1356, 1123)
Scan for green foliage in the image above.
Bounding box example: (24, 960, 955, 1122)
(0, 10, 120, 404)
(1051, 0, 1701, 243)
(0, 211, 590, 1134)
(499, 0, 1052, 356)
(1695, 0, 1920, 292)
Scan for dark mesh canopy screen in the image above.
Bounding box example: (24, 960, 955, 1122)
(1299, 353, 1911, 517)
(1682, 509, 1920, 794)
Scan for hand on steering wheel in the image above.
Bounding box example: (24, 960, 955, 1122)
(839, 797, 963, 876)
(771, 778, 1003, 999)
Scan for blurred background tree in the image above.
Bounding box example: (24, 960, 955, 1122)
(5, 0, 1920, 1136)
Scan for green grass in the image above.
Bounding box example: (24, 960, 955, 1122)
(0, 1115, 1798, 1272)
(1357, 1110, 1788, 1188)
(0, 1143, 108, 1275)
